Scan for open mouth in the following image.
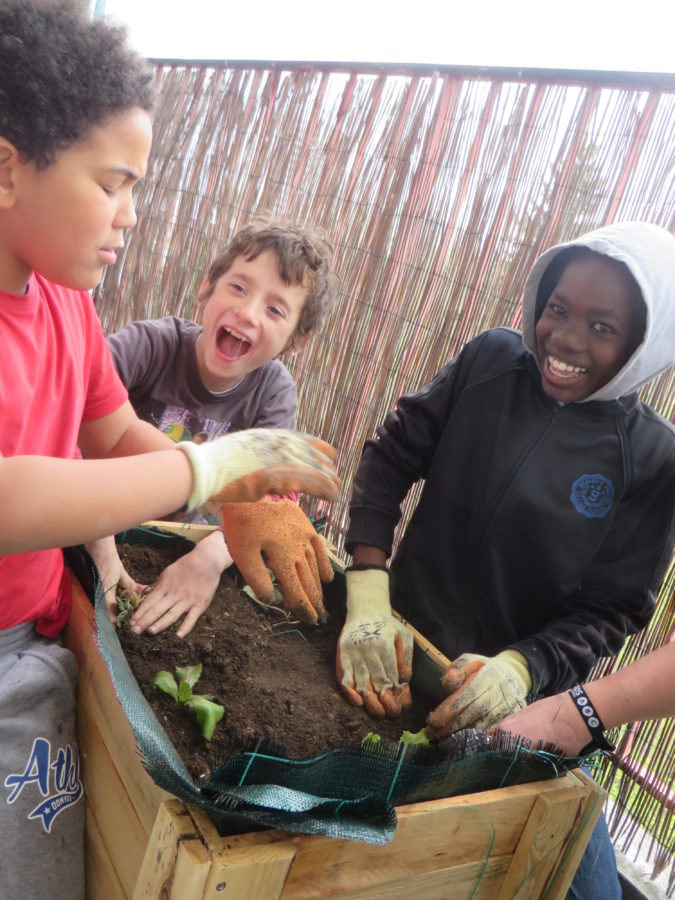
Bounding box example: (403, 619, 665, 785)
(217, 326, 251, 360)
(545, 354, 587, 382)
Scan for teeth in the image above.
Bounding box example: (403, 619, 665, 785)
(549, 355, 586, 375)
(224, 327, 248, 342)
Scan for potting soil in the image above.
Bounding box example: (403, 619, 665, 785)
(84, 527, 580, 844)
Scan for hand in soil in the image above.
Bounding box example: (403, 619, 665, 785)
(130, 530, 232, 638)
(337, 568, 414, 718)
(117, 542, 430, 783)
(86, 534, 147, 623)
(220, 498, 334, 624)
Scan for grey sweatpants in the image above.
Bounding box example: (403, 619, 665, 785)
(0, 622, 85, 900)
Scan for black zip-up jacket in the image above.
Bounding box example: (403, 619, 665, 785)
(347, 327, 675, 695)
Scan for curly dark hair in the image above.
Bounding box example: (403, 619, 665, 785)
(0, 0, 155, 168)
(200, 213, 339, 345)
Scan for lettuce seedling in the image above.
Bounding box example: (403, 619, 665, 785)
(151, 663, 224, 741)
(116, 589, 144, 628)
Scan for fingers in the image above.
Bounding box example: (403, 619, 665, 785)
(212, 465, 341, 504)
(310, 535, 335, 584)
(296, 433, 337, 463)
(236, 554, 276, 603)
(440, 657, 484, 693)
(336, 637, 411, 719)
(425, 694, 460, 740)
(394, 631, 413, 684)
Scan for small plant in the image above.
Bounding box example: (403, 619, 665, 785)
(362, 728, 430, 751)
(116, 589, 144, 628)
(151, 663, 224, 741)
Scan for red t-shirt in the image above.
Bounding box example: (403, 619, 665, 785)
(0, 273, 128, 635)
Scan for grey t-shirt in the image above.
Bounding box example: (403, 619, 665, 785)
(108, 316, 297, 442)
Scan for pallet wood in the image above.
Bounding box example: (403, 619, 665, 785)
(65, 524, 604, 899)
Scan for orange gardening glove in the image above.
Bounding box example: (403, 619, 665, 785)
(176, 428, 340, 509)
(336, 567, 414, 718)
(220, 498, 334, 624)
(425, 650, 531, 739)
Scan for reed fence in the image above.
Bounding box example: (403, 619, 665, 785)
(94, 60, 675, 893)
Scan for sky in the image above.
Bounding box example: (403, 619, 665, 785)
(101, 0, 674, 74)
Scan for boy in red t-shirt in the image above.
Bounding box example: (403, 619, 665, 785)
(0, 4, 337, 897)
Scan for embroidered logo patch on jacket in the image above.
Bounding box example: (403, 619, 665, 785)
(570, 474, 615, 518)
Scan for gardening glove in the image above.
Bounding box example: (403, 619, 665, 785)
(425, 649, 531, 739)
(220, 498, 334, 624)
(336, 567, 414, 718)
(176, 428, 340, 510)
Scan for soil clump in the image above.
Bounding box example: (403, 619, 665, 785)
(116, 540, 431, 783)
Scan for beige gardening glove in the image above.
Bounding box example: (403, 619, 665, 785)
(336, 568, 414, 719)
(177, 428, 340, 510)
(220, 498, 334, 625)
(425, 649, 531, 739)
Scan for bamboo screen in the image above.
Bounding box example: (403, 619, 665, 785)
(94, 62, 675, 891)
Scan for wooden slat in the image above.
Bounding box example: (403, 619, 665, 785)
(131, 799, 200, 900)
(84, 798, 127, 900)
(279, 775, 586, 898)
(66, 579, 171, 837)
(78, 697, 149, 897)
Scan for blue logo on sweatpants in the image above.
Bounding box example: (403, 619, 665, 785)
(4, 737, 82, 833)
(570, 474, 614, 518)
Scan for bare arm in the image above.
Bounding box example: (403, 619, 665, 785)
(0, 451, 193, 553)
(498, 641, 675, 754)
(0, 400, 191, 551)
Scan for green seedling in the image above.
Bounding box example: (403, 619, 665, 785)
(362, 728, 431, 751)
(116, 589, 144, 628)
(151, 663, 224, 741)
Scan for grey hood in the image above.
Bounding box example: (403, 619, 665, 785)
(521, 221, 675, 402)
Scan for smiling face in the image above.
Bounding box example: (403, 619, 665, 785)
(535, 255, 645, 403)
(195, 250, 310, 392)
(0, 107, 152, 293)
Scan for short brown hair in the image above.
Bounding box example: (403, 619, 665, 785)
(200, 213, 338, 346)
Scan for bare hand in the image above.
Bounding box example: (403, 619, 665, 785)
(86, 535, 147, 624)
(130, 530, 232, 637)
(496, 693, 591, 756)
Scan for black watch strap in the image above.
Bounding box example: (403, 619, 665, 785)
(568, 684, 615, 753)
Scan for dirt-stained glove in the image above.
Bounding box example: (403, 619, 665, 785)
(220, 498, 334, 624)
(177, 428, 339, 510)
(336, 567, 414, 719)
(425, 649, 531, 739)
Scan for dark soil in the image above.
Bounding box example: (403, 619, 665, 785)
(116, 540, 431, 783)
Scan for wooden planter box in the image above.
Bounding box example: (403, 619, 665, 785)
(65, 524, 604, 900)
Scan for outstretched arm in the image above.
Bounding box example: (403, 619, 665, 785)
(0, 404, 339, 553)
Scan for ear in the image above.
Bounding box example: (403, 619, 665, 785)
(0, 138, 20, 209)
(281, 330, 313, 356)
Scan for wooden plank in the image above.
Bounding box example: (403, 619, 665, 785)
(543, 769, 606, 899)
(84, 798, 127, 900)
(132, 799, 200, 900)
(170, 839, 211, 899)
(203, 836, 298, 900)
(78, 701, 149, 897)
(283, 855, 511, 899)
(496, 777, 600, 900)
(280, 776, 579, 897)
(66, 579, 171, 836)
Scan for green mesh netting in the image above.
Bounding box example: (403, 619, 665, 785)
(84, 528, 582, 844)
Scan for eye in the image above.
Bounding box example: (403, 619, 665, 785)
(101, 186, 117, 197)
(547, 301, 566, 316)
(591, 321, 616, 335)
(268, 305, 286, 319)
(229, 281, 246, 295)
